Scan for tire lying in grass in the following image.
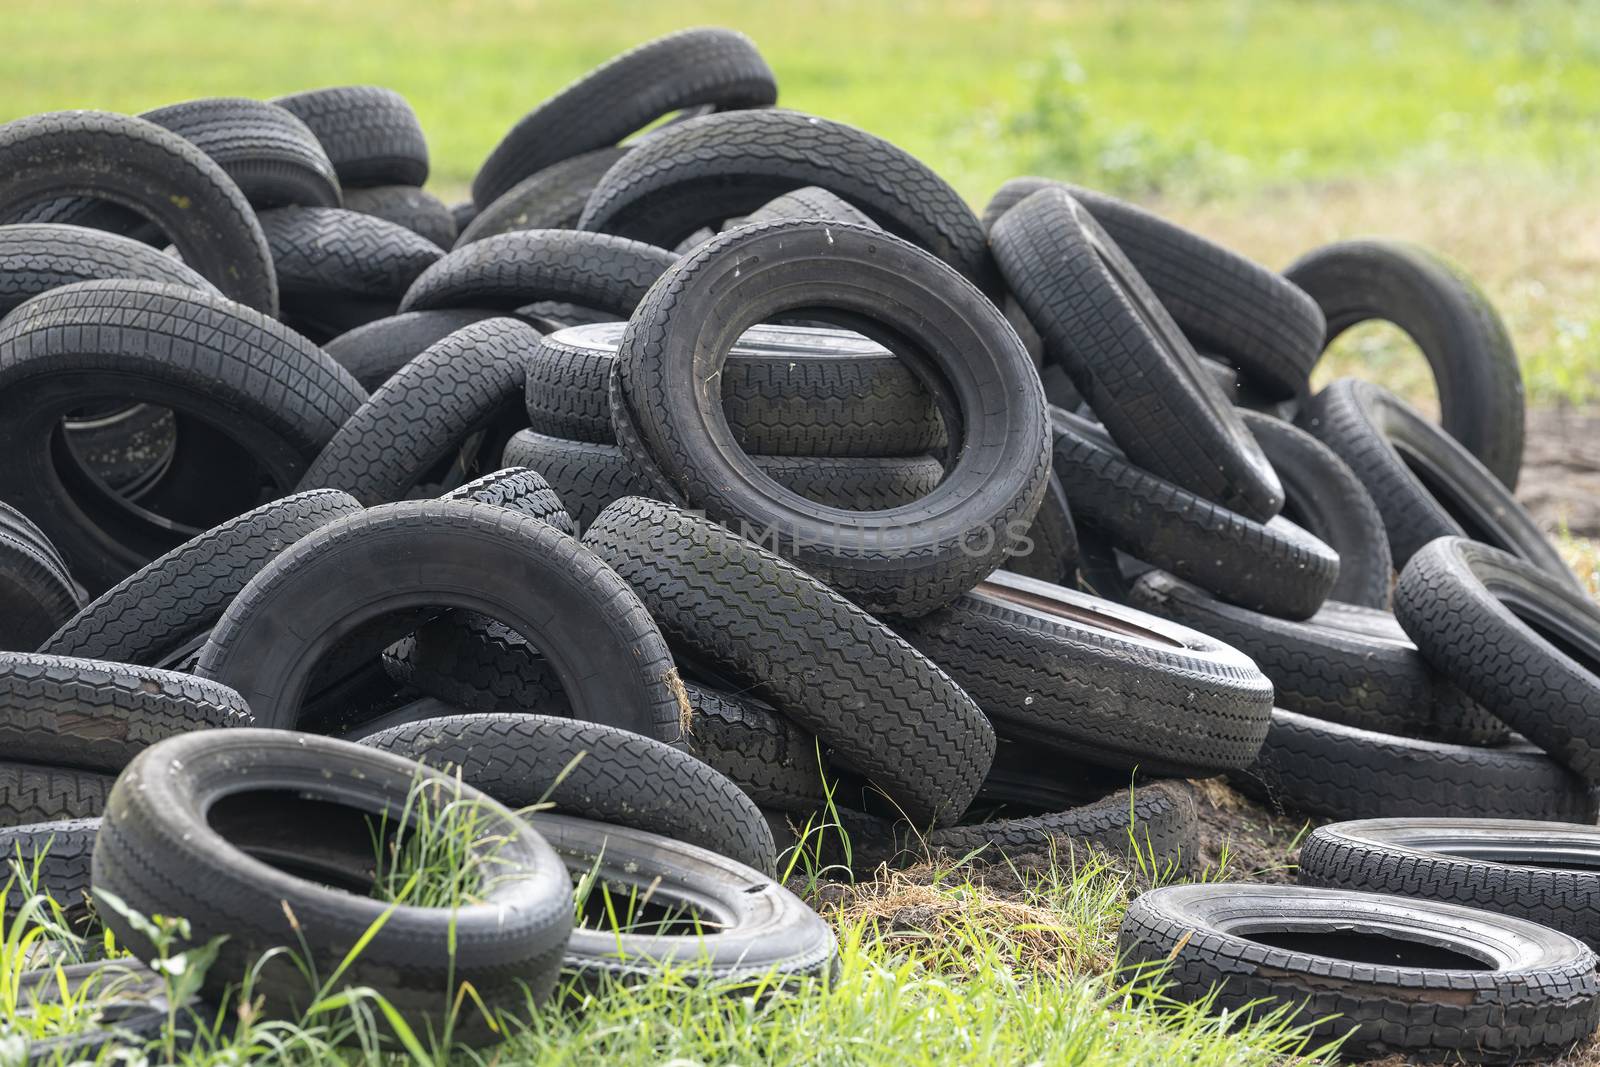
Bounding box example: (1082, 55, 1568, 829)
(0, 111, 278, 314)
(610, 220, 1049, 616)
(0, 651, 250, 773)
(0, 763, 112, 826)
(929, 781, 1198, 873)
(471, 28, 777, 207)
(983, 177, 1324, 401)
(533, 813, 835, 989)
(1287, 238, 1525, 489)
(271, 85, 429, 187)
(1234, 708, 1597, 823)
(1128, 571, 1504, 745)
(991, 186, 1283, 521)
(579, 110, 992, 285)
(0, 223, 219, 316)
(399, 229, 676, 316)
(141, 96, 341, 209)
(1049, 407, 1337, 620)
(1241, 409, 1392, 609)
(93, 729, 573, 1043)
(527, 320, 944, 457)
(1299, 818, 1600, 950)
(323, 308, 506, 391)
(0, 817, 98, 921)
(459, 147, 630, 245)
(42, 489, 362, 668)
(0, 281, 365, 593)
(195, 499, 688, 742)
(1119, 883, 1600, 1062)
(13, 961, 210, 1066)
(0, 501, 82, 652)
(583, 497, 994, 827)
(1396, 537, 1600, 783)
(359, 712, 777, 875)
(1299, 378, 1571, 585)
(296, 318, 541, 505)
(896, 570, 1273, 777)
(341, 185, 456, 249)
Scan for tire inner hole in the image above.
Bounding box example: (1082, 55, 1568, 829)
(1244, 929, 1492, 971)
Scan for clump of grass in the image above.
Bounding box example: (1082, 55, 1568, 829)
(368, 770, 511, 909)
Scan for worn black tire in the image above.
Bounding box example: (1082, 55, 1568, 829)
(259, 206, 443, 302)
(898, 570, 1270, 775)
(196, 500, 687, 743)
(0, 111, 277, 314)
(1050, 408, 1337, 619)
(297, 318, 540, 504)
(0, 651, 249, 772)
(580, 110, 991, 284)
(271, 86, 429, 187)
(341, 185, 456, 249)
(1300, 818, 1600, 950)
(528, 320, 943, 456)
(141, 97, 340, 209)
(985, 178, 1323, 399)
(1300, 378, 1568, 586)
(611, 220, 1048, 615)
(441, 466, 576, 532)
(1120, 883, 1600, 1062)
(0, 223, 218, 316)
(584, 498, 993, 826)
(92, 729, 571, 1041)
(42, 490, 361, 668)
(323, 308, 505, 391)
(1242, 409, 1392, 608)
(471, 28, 776, 206)
(359, 712, 776, 874)
(1287, 239, 1525, 488)
(1001, 474, 1078, 584)
(503, 430, 942, 531)
(1235, 708, 1598, 822)
(13, 960, 212, 1065)
(992, 187, 1282, 520)
(0, 763, 113, 826)
(744, 186, 877, 228)
(1129, 571, 1505, 745)
(457, 147, 628, 245)
(400, 229, 674, 316)
(0, 503, 82, 652)
(0, 281, 365, 593)
(0, 817, 98, 919)
(1397, 537, 1600, 782)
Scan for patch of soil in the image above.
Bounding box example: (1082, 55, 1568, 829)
(1519, 406, 1600, 538)
(1185, 777, 1314, 882)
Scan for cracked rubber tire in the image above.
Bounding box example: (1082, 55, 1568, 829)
(341, 185, 456, 249)
(1299, 378, 1568, 585)
(0, 223, 218, 316)
(195, 499, 686, 742)
(1300, 818, 1600, 950)
(1396, 537, 1600, 783)
(1128, 571, 1503, 745)
(579, 110, 991, 285)
(471, 28, 776, 207)
(1119, 883, 1600, 1062)
(358, 711, 776, 874)
(271, 86, 429, 187)
(0, 281, 365, 593)
(1234, 708, 1597, 823)
(297, 318, 541, 505)
(990, 186, 1282, 521)
(1287, 239, 1524, 488)
(92, 729, 572, 1042)
(609, 220, 1049, 616)
(896, 570, 1272, 776)
(0, 111, 278, 314)
(42, 490, 361, 668)
(583, 497, 993, 827)
(1049, 407, 1337, 619)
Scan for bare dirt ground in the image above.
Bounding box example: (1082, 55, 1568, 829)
(1522, 407, 1600, 540)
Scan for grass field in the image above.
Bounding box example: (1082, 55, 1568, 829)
(4, 3, 1600, 1064)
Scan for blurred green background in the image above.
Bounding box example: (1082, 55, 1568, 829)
(5, 0, 1600, 405)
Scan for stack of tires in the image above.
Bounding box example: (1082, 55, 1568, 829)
(0, 24, 1596, 1064)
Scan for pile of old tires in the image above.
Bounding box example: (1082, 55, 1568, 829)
(0, 24, 1597, 1063)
